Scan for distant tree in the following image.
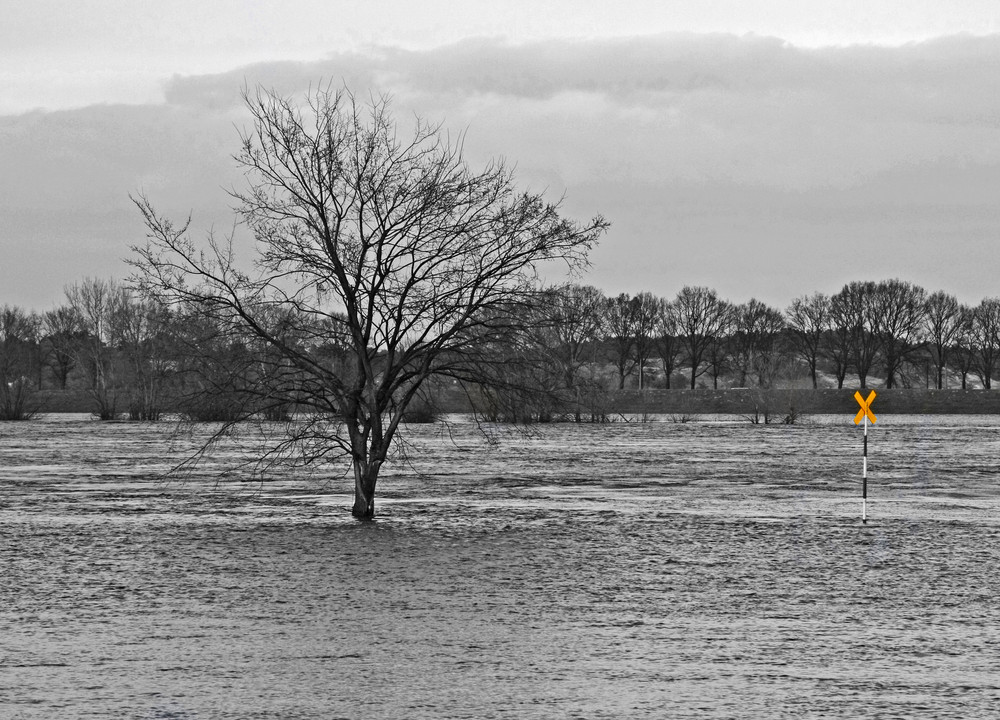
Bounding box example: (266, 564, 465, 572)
(166, 305, 281, 421)
(475, 300, 584, 423)
(730, 299, 785, 387)
(825, 293, 855, 389)
(116, 294, 174, 420)
(632, 292, 660, 390)
(951, 305, 978, 390)
(0, 305, 42, 420)
(751, 318, 787, 390)
(870, 279, 927, 388)
(131, 85, 607, 519)
(654, 298, 682, 389)
(833, 281, 880, 388)
(66, 278, 129, 419)
(923, 290, 962, 389)
(785, 293, 830, 389)
(703, 306, 734, 390)
(971, 298, 1000, 390)
(674, 286, 730, 389)
(42, 305, 84, 389)
(535, 284, 605, 393)
(604, 293, 638, 389)
(487, 293, 573, 423)
(528, 284, 606, 420)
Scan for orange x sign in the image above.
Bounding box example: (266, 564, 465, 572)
(854, 390, 877, 425)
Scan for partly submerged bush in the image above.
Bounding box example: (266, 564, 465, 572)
(739, 387, 811, 425)
(0, 378, 39, 421)
(260, 401, 293, 422)
(179, 393, 248, 422)
(401, 397, 439, 423)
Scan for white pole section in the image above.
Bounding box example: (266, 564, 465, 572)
(862, 414, 868, 524)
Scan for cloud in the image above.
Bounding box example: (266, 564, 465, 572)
(5, 33, 1000, 309)
(161, 33, 1000, 117)
(158, 33, 1000, 188)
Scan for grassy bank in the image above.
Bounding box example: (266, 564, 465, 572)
(26, 386, 1000, 417)
(428, 386, 1000, 417)
(607, 388, 1000, 415)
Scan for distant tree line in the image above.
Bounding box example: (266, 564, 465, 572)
(2, 276, 996, 422)
(526, 279, 997, 396)
(0, 277, 320, 421)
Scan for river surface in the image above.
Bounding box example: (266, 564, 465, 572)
(2, 413, 999, 719)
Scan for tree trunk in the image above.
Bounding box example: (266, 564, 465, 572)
(352, 464, 377, 520)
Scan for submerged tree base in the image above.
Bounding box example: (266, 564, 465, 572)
(352, 472, 377, 520)
(352, 502, 375, 520)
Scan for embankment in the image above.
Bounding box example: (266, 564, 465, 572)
(605, 388, 1000, 415)
(31, 387, 1000, 416)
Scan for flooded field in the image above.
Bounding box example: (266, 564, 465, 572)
(2, 413, 1000, 718)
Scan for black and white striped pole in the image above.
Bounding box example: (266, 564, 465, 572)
(853, 390, 877, 524)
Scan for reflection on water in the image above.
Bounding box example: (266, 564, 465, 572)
(2, 414, 1000, 718)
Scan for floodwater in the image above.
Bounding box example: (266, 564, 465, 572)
(2, 413, 999, 719)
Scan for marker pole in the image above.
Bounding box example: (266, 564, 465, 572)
(862, 414, 868, 524)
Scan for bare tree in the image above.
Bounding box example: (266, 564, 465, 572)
(168, 307, 252, 420)
(116, 295, 173, 420)
(923, 290, 962, 389)
(164, 303, 299, 421)
(42, 305, 83, 389)
(870, 279, 927, 388)
(971, 298, 1000, 390)
(130, 85, 607, 519)
(703, 306, 734, 390)
(952, 305, 978, 390)
(604, 293, 638, 389)
(0, 306, 42, 420)
(632, 292, 660, 390)
(528, 284, 606, 420)
(785, 293, 830, 389)
(66, 277, 129, 419)
(730, 299, 785, 387)
(833, 281, 880, 388)
(654, 298, 682, 389)
(826, 293, 855, 389)
(674, 286, 729, 389)
(535, 284, 605, 392)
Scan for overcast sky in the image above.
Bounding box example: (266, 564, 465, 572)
(3, 1, 1000, 309)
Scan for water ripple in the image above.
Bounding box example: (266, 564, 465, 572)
(2, 414, 999, 718)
